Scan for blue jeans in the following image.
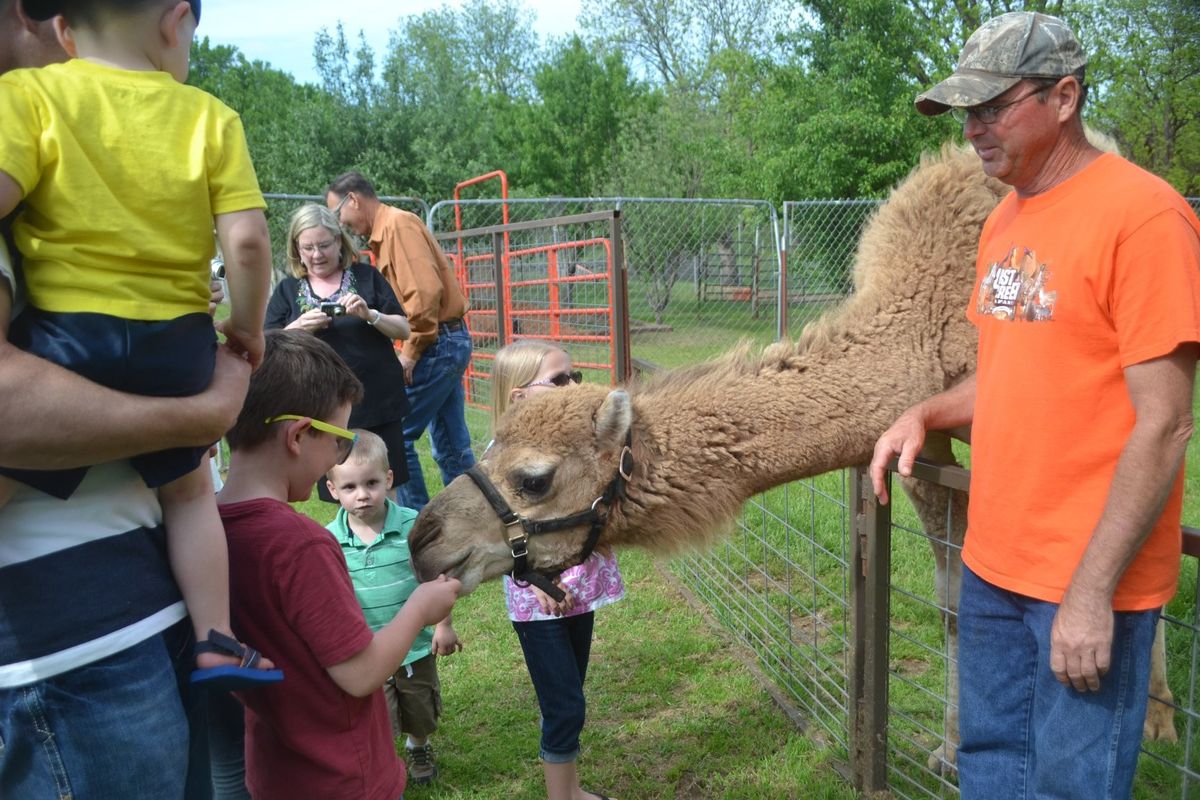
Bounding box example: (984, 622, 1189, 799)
(957, 565, 1159, 799)
(165, 620, 216, 800)
(167, 621, 249, 800)
(0, 631, 189, 799)
(396, 325, 476, 510)
(512, 612, 595, 762)
(206, 689, 250, 800)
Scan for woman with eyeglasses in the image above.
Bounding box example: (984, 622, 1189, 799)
(266, 204, 411, 501)
(490, 339, 625, 800)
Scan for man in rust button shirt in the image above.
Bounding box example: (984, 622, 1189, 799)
(327, 171, 475, 509)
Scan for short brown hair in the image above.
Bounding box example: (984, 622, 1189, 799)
(25, 0, 199, 27)
(328, 428, 390, 477)
(225, 329, 363, 451)
(326, 171, 378, 200)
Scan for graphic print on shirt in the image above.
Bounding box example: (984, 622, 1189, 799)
(976, 245, 1056, 322)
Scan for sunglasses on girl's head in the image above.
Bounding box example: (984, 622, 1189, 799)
(523, 370, 583, 389)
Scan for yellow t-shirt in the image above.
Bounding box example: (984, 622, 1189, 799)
(965, 153, 1200, 610)
(0, 59, 265, 320)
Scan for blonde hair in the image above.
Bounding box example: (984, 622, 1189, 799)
(328, 428, 390, 477)
(284, 204, 358, 279)
(490, 339, 566, 431)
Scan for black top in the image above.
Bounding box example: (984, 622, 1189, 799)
(265, 262, 409, 428)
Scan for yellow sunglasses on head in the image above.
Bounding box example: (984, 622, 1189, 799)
(266, 415, 357, 464)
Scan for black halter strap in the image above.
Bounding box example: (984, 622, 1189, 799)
(464, 431, 634, 603)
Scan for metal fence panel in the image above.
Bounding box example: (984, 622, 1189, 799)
(431, 211, 628, 424)
(429, 198, 782, 367)
(672, 473, 855, 752)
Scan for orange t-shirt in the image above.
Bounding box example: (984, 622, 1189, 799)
(964, 153, 1200, 610)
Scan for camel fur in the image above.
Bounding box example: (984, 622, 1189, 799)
(408, 141, 1178, 774)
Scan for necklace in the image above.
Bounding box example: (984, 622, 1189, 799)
(297, 269, 357, 312)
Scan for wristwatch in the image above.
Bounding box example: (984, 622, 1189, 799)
(367, 309, 382, 326)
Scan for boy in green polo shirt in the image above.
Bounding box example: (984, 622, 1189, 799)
(326, 430, 462, 785)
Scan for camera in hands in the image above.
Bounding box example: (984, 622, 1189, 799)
(320, 302, 346, 317)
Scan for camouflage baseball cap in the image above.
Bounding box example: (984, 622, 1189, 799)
(915, 11, 1085, 116)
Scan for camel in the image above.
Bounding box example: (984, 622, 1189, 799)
(408, 142, 1178, 774)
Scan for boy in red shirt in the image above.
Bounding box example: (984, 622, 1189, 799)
(217, 329, 460, 800)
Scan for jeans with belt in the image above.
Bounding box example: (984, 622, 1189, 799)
(396, 323, 476, 510)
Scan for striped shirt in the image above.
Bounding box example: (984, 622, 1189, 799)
(326, 499, 432, 666)
(0, 461, 185, 687)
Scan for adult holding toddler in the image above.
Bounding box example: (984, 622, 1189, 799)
(266, 203, 411, 500)
(0, 0, 277, 699)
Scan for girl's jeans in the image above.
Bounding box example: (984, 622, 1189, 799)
(957, 565, 1158, 799)
(513, 611, 595, 762)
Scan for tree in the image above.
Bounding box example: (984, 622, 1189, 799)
(509, 36, 656, 195)
(379, 8, 518, 195)
(580, 0, 790, 93)
(189, 37, 337, 193)
(1083, 0, 1200, 193)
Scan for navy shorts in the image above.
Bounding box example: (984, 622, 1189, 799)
(2, 309, 216, 497)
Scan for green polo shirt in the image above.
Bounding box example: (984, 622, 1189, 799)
(326, 499, 432, 666)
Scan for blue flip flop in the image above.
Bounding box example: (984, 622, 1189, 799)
(190, 629, 283, 691)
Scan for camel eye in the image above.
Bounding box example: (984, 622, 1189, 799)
(517, 474, 551, 497)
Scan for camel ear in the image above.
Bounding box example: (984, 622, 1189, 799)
(595, 390, 632, 453)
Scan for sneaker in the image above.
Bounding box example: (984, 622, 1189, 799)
(406, 743, 439, 785)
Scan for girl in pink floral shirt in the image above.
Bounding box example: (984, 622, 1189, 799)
(491, 340, 625, 800)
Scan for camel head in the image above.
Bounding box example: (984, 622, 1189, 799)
(409, 383, 633, 594)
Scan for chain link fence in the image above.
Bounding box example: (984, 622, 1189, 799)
(782, 200, 881, 332)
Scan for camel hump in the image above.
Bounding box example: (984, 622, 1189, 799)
(849, 143, 1008, 298)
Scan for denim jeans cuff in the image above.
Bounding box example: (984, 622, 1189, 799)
(540, 747, 580, 764)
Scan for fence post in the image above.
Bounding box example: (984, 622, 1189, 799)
(609, 210, 632, 383)
(777, 208, 789, 340)
(492, 231, 508, 345)
(850, 465, 890, 792)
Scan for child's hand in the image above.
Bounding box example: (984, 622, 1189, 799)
(218, 321, 265, 369)
(533, 581, 575, 617)
(409, 575, 460, 626)
(208, 279, 225, 316)
(431, 619, 463, 656)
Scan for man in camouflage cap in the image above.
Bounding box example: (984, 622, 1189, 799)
(872, 10, 1200, 798)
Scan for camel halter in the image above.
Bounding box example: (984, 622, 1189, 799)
(463, 431, 634, 603)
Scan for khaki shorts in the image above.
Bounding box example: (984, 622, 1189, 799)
(384, 652, 441, 739)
